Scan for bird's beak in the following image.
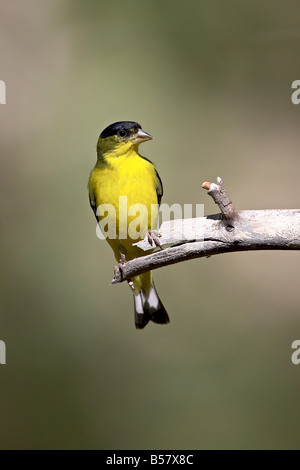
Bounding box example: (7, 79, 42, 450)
(132, 128, 153, 144)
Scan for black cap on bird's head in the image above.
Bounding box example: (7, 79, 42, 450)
(100, 121, 153, 144)
(101, 121, 140, 139)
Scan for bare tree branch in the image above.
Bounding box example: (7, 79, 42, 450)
(112, 177, 300, 284)
(202, 176, 239, 220)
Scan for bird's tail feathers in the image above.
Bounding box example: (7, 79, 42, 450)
(134, 282, 170, 329)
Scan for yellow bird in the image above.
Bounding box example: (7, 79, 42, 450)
(88, 121, 169, 329)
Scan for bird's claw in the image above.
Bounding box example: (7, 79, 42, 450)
(114, 254, 126, 280)
(147, 230, 163, 250)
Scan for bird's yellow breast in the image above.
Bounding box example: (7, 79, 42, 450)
(88, 149, 159, 258)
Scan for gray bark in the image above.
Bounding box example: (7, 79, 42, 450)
(111, 178, 300, 284)
(112, 209, 300, 284)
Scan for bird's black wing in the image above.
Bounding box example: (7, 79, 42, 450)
(155, 169, 163, 206)
(140, 155, 163, 206)
(89, 194, 98, 222)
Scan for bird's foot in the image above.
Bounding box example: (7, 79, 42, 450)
(114, 254, 126, 280)
(147, 230, 163, 250)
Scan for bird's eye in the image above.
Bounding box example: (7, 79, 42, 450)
(119, 130, 127, 138)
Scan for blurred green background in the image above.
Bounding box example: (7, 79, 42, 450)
(1, 0, 300, 450)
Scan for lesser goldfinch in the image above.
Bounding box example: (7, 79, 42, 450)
(88, 121, 169, 329)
